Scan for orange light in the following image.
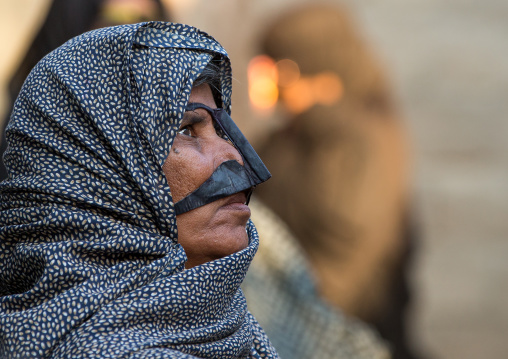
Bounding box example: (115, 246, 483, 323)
(312, 72, 344, 105)
(248, 55, 278, 82)
(248, 55, 344, 114)
(249, 78, 279, 111)
(276, 59, 300, 87)
(248, 55, 279, 111)
(280, 78, 314, 114)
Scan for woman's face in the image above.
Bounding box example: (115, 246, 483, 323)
(162, 84, 251, 268)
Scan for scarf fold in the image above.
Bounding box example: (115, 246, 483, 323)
(0, 22, 277, 359)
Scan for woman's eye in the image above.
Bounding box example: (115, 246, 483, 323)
(178, 127, 193, 137)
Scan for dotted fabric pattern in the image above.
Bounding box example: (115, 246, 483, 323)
(0, 22, 277, 359)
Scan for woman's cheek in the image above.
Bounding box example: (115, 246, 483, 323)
(164, 146, 214, 203)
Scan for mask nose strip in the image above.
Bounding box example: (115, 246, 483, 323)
(174, 160, 255, 215)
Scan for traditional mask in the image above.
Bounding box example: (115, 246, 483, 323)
(174, 103, 271, 215)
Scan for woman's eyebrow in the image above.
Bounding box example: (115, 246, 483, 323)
(181, 108, 210, 127)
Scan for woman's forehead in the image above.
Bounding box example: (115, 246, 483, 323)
(188, 84, 217, 109)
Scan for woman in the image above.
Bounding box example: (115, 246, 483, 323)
(0, 22, 276, 358)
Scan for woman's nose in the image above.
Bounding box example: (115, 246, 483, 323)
(211, 136, 244, 169)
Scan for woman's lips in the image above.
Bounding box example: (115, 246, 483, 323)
(220, 192, 251, 214)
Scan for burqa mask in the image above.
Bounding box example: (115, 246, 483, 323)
(174, 103, 271, 215)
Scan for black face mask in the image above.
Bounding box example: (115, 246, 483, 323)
(173, 103, 271, 215)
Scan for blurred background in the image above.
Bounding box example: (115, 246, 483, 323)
(1, 0, 507, 358)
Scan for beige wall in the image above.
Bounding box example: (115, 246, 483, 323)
(0, 0, 51, 122)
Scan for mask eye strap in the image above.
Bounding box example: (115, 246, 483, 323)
(184, 103, 271, 183)
(185, 103, 231, 143)
(185, 102, 218, 115)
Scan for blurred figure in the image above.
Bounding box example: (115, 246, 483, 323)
(243, 5, 422, 359)
(0, 0, 170, 181)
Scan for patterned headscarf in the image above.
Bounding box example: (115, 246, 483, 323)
(0, 22, 277, 359)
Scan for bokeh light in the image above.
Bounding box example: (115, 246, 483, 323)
(312, 71, 344, 106)
(248, 55, 344, 114)
(275, 59, 300, 87)
(280, 78, 314, 114)
(247, 55, 279, 111)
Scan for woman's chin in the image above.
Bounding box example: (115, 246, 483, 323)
(213, 226, 250, 258)
(182, 226, 249, 269)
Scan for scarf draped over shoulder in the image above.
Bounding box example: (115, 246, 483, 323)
(0, 22, 277, 359)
